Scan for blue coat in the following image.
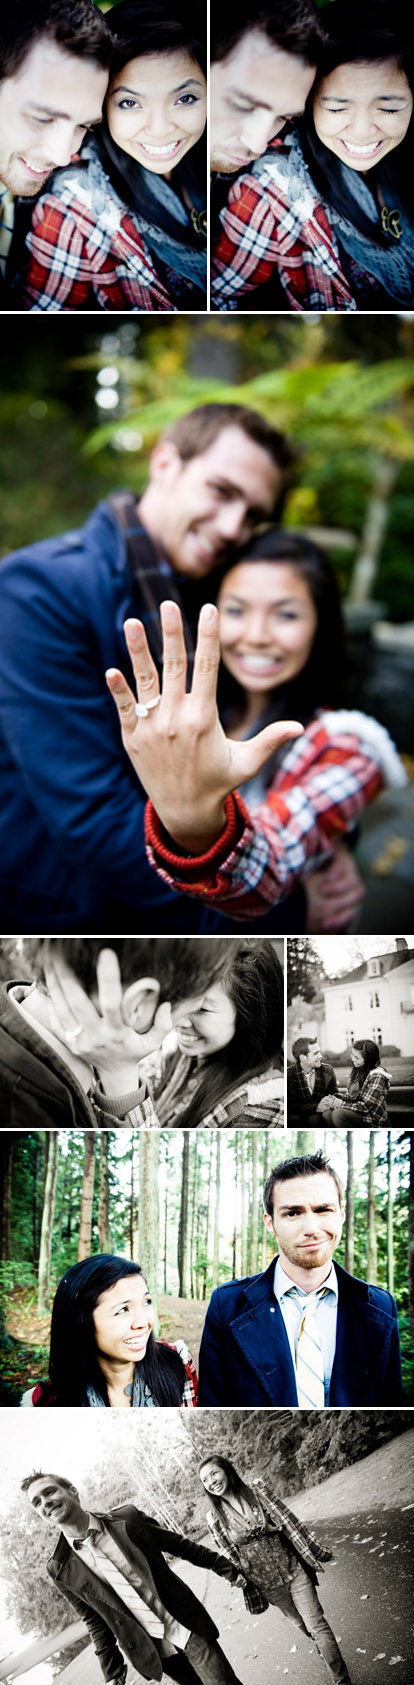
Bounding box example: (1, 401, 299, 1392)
(0, 500, 221, 933)
(198, 1257, 403, 1407)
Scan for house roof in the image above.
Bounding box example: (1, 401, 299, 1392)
(326, 948, 414, 987)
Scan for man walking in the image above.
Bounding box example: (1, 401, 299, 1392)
(198, 1150, 403, 1406)
(22, 1471, 247, 1684)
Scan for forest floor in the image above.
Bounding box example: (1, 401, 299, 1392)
(57, 1431, 414, 1683)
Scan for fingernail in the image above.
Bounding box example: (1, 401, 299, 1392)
(200, 603, 216, 624)
(124, 619, 141, 643)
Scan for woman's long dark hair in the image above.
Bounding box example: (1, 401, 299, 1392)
(350, 1038, 381, 1086)
(95, 0, 206, 243)
(217, 528, 346, 729)
(174, 939, 283, 1128)
(199, 1455, 256, 1518)
(48, 1255, 187, 1407)
(301, 0, 414, 243)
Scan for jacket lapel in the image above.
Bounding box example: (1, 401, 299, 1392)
(228, 1259, 298, 1405)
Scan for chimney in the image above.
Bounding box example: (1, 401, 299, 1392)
(396, 937, 408, 951)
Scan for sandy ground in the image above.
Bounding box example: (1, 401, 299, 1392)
(57, 1431, 414, 1684)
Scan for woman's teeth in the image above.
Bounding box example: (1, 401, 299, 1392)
(341, 139, 382, 155)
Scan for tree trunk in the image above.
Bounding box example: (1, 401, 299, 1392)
(211, 1133, 221, 1291)
(78, 1133, 96, 1261)
(261, 1134, 269, 1270)
(345, 1132, 355, 1275)
(232, 1134, 238, 1278)
(366, 1131, 377, 1283)
(38, 1133, 59, 1314)
(139, 1132, 159, 1328)
(98, 1133, 110, 1253)
(177, 1132, 190, 1298)
(408, 1132, 414, 1333)
(0, 1135, 13, 1260)
(163, 1136, 169, 1294)
(240, 1133, 247, 1279)
(189, 1137, 198, 1298)
(386, 1130, 394, 1296)
(348, 457, 399, 604)
(202, 1136, 214, 1299)
(250, 1132, 258, 1276)
(296, 1131, 316, 1154)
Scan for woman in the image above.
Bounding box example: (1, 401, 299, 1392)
(106, 532, 406, 929)
(16, 1, 207, 311)
(137, 938, 284, 1126)
(198, 1456, 350, 1680)
(21, 1254, 198, 1407)
(319, 1038, 391, 1126)
(211, 1, 414, 310)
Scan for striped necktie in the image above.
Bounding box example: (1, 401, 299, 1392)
(287, 1285, 330, 1409)
(0, 185, 15, 277)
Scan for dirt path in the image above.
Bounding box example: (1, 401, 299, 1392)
(158, 1295, 207, 1365)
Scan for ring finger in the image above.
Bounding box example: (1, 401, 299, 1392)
(123, 619, 160, 712)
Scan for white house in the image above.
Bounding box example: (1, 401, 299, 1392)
(320, 939, 414, 1055)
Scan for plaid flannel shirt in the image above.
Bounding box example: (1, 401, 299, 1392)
(344, 1067, 391, 1126)
(145, 708, 395, 921)
(128, 1039, 283, 1129)
(206, 1478, 332, 1611)
(15, 151, 184, 312)
(23, 1339, 197, 1408)
(211, 132, 357, 312)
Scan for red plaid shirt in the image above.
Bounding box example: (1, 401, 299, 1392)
(145, 708, 405, 921)
(211, 132, 357, 312)
(16, 153, 186, 312)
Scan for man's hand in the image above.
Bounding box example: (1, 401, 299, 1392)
(305, 842, 365, 933)
(316, 1095, 345, 1114)
(106, 602, 303, 856)
(44, 945, 171, 1095)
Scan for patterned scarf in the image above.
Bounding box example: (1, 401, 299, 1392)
(331, 163, 414, 304)
(107, 492, 196, 682)
(86, 1366, 156, 1408)
(0, 184, 14, 278)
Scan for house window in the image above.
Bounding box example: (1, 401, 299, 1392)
(370, 990, 380, 1009)
(344, 995, 353, 1012)
(345, 1030, 355, 1046)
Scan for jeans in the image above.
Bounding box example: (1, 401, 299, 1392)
(184, 1632, 244, 1685)
(277, 1567, 352, 1684)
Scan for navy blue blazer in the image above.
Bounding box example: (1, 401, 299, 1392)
(198, 1257, 403, 1407)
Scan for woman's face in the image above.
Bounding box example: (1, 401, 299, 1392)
(351, 1048, 365, 1067)
(313, 59, 413, 171)
(218, 561, 318, 695)
(107, 49, 206, 174)
(93, 1274, 154, 1365)
(200, 1461, 230, 1497)
(174, 982, 237, 1059)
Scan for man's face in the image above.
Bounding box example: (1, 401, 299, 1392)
(26, 1475, 81, 1528)
(300, 1042, 322, 1073)
(0, 37, 108, 195)
(149, 426, 282, 578)
(211, 30, 315, 171)
(265, 1170, 345, 1274)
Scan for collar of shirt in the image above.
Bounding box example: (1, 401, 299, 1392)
(273, 1259, 338, 1405)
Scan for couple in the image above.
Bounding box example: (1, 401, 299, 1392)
(0, 400, 405, 939)
(1, 0, 206, 310)
(22, 1460, 353, 1683)
(287, 1036, 391, 1127)
(211, 0, 414, 310)
(0, 936, 283, 1128)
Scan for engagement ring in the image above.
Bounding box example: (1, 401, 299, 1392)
(135, 696, 161, 718)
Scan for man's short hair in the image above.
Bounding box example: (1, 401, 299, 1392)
(264, 1149, 344, 1215)
(211, 0, 325, 66)
(21, 1470, 77, 1496)
(1, 1, 113, 84)
(163, 402, 295, 480)
(292, 1035, 317, 1062)
(21, 936, 238, 1007)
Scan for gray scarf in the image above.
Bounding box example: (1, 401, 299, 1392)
(331, 162, 414, 303)
(137, 167, 206, 291)
(86, 1368, 156, 1408)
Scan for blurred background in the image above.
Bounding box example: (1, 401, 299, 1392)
(1, 313, 413, 927)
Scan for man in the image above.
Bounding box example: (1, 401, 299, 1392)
(287, 1037, 338, 1124)
(210, 1, 323, 307)
(0, 935, 230, 1127)
(0, 402, 291, 934)
(22, 1471, 246, 1685)
(0, 1, 112, 302)
(198, 1150, 403, 1406)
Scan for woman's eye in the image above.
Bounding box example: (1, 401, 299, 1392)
(118, 97, 141, 111)
(177, 93, 198, 106)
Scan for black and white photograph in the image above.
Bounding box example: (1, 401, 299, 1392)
(0, 937, 284, 1131)
(0, 1408, 413, 1684)
(287, 936, 414, 1130)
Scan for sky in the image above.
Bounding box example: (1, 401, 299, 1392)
(309, 936, 412, 977)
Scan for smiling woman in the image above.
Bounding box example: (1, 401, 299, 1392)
(211, 0, 414, 309)
(13, 0, 207, 311)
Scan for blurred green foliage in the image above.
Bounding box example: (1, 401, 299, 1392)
(1, 316, 413, 619)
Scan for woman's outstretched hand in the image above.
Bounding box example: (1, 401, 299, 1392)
(106, 600, 304, 855)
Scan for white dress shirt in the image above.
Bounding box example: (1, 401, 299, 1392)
(273, 1258, 339, 1405)
(72, 1515, 190, 1650)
